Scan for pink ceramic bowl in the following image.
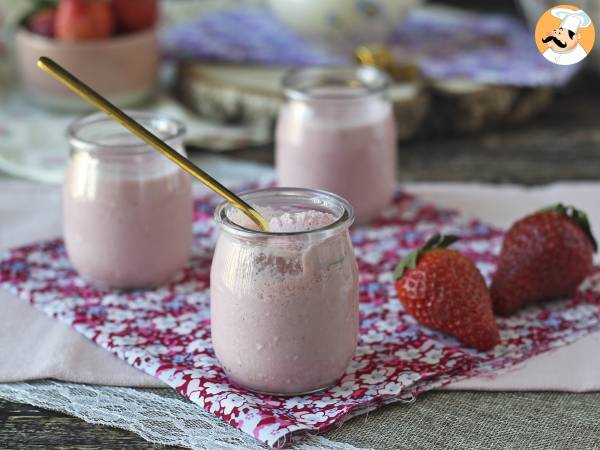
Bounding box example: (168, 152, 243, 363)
(16, 27, 159, 111)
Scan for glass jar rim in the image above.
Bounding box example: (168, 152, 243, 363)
(215, 187, 355, 238)
(282, 65, 390, 102)
(67, 111, 186, 155)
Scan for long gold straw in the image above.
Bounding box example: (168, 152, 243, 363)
(37, 56, 269, 231)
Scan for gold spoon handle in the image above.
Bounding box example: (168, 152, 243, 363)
(37, 56, 268, 231)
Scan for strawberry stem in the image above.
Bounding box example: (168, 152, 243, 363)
(394, 234, 459, 279)
(538, 204, 597, 252)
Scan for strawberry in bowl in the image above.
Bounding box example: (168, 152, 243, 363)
(54, 0, 115, 41)
(114, 0, 159, 32)
(27, 6, 58, 38)
(17, 0, 159, 110)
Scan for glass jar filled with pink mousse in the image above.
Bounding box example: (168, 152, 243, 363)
(64, 112, 193, 289)
(276, 66, 397, 224)
(211, 188, 359, 395)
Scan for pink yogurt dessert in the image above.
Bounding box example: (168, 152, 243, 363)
(63, 112, 193, 289)
(276, 66, 397, 224)
(210, 188, 359, 395)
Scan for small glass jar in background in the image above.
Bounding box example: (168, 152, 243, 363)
(275, 66, 397, 224)
(211, 188, 359, 395)
(64, 112, 193, 289)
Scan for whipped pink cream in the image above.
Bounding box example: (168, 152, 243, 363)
(228, 208, 336, 233)
(211, 207, 359, 395)
(269, 211, 336, 232)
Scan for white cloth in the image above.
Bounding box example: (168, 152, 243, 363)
(1, 176, 600, 391)
(543, 44, 588, 65)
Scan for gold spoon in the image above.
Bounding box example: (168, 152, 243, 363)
(355, 45, 421, 82)
(37, 56, 269, 232)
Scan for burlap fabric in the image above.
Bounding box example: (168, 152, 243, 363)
(326, 391, 600, 449)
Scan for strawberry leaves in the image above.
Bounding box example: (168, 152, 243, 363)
(538, 204, 597, 252)
(394, 234, 459, 279)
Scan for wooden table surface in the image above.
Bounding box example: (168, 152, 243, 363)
(2, 1, 600, 449)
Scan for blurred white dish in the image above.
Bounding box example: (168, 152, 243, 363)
(0, 88, 270, 184)
(267, 0, 421, 54)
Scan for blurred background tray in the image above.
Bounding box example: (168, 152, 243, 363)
(176, 61, 554, 140)
(166, 4, 579, 141)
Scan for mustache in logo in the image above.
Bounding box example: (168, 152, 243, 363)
(542, 35, 567, 48)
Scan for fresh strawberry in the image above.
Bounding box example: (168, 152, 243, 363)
(55, 0, 114, 41)
(394, 235, 500, 351)
(491, 204, 596, 316)
(113, 0, 158, 33)
(27, 6, 57, 38)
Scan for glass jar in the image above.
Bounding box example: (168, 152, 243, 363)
(275, 66, 397, 224)
(64, 112, 193, 289)
(211, 188, 359, 395)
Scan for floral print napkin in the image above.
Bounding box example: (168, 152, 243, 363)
(2, 189, 600, 447)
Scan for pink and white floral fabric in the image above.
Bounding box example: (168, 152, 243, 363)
(2, 190, 600, 448)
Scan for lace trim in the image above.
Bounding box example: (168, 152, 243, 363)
(0, 380, 369, 450)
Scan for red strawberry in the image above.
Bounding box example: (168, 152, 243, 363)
(27, 6, 57, 38)
(113, 0, 158, 33)
(394, 235, 500, 351)
(55, 0, 114, 41)
(491, 204, 596, 316)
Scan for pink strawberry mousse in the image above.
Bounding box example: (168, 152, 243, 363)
(210, 207, 359, 395)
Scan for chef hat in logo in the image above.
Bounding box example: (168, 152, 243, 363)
(551, 8, 592, 33)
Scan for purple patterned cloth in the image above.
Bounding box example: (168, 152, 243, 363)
(163, 7, 345, 66)
(162, 6, 579, 86)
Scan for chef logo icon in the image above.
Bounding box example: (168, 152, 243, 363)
(535, 5, 595, 65)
